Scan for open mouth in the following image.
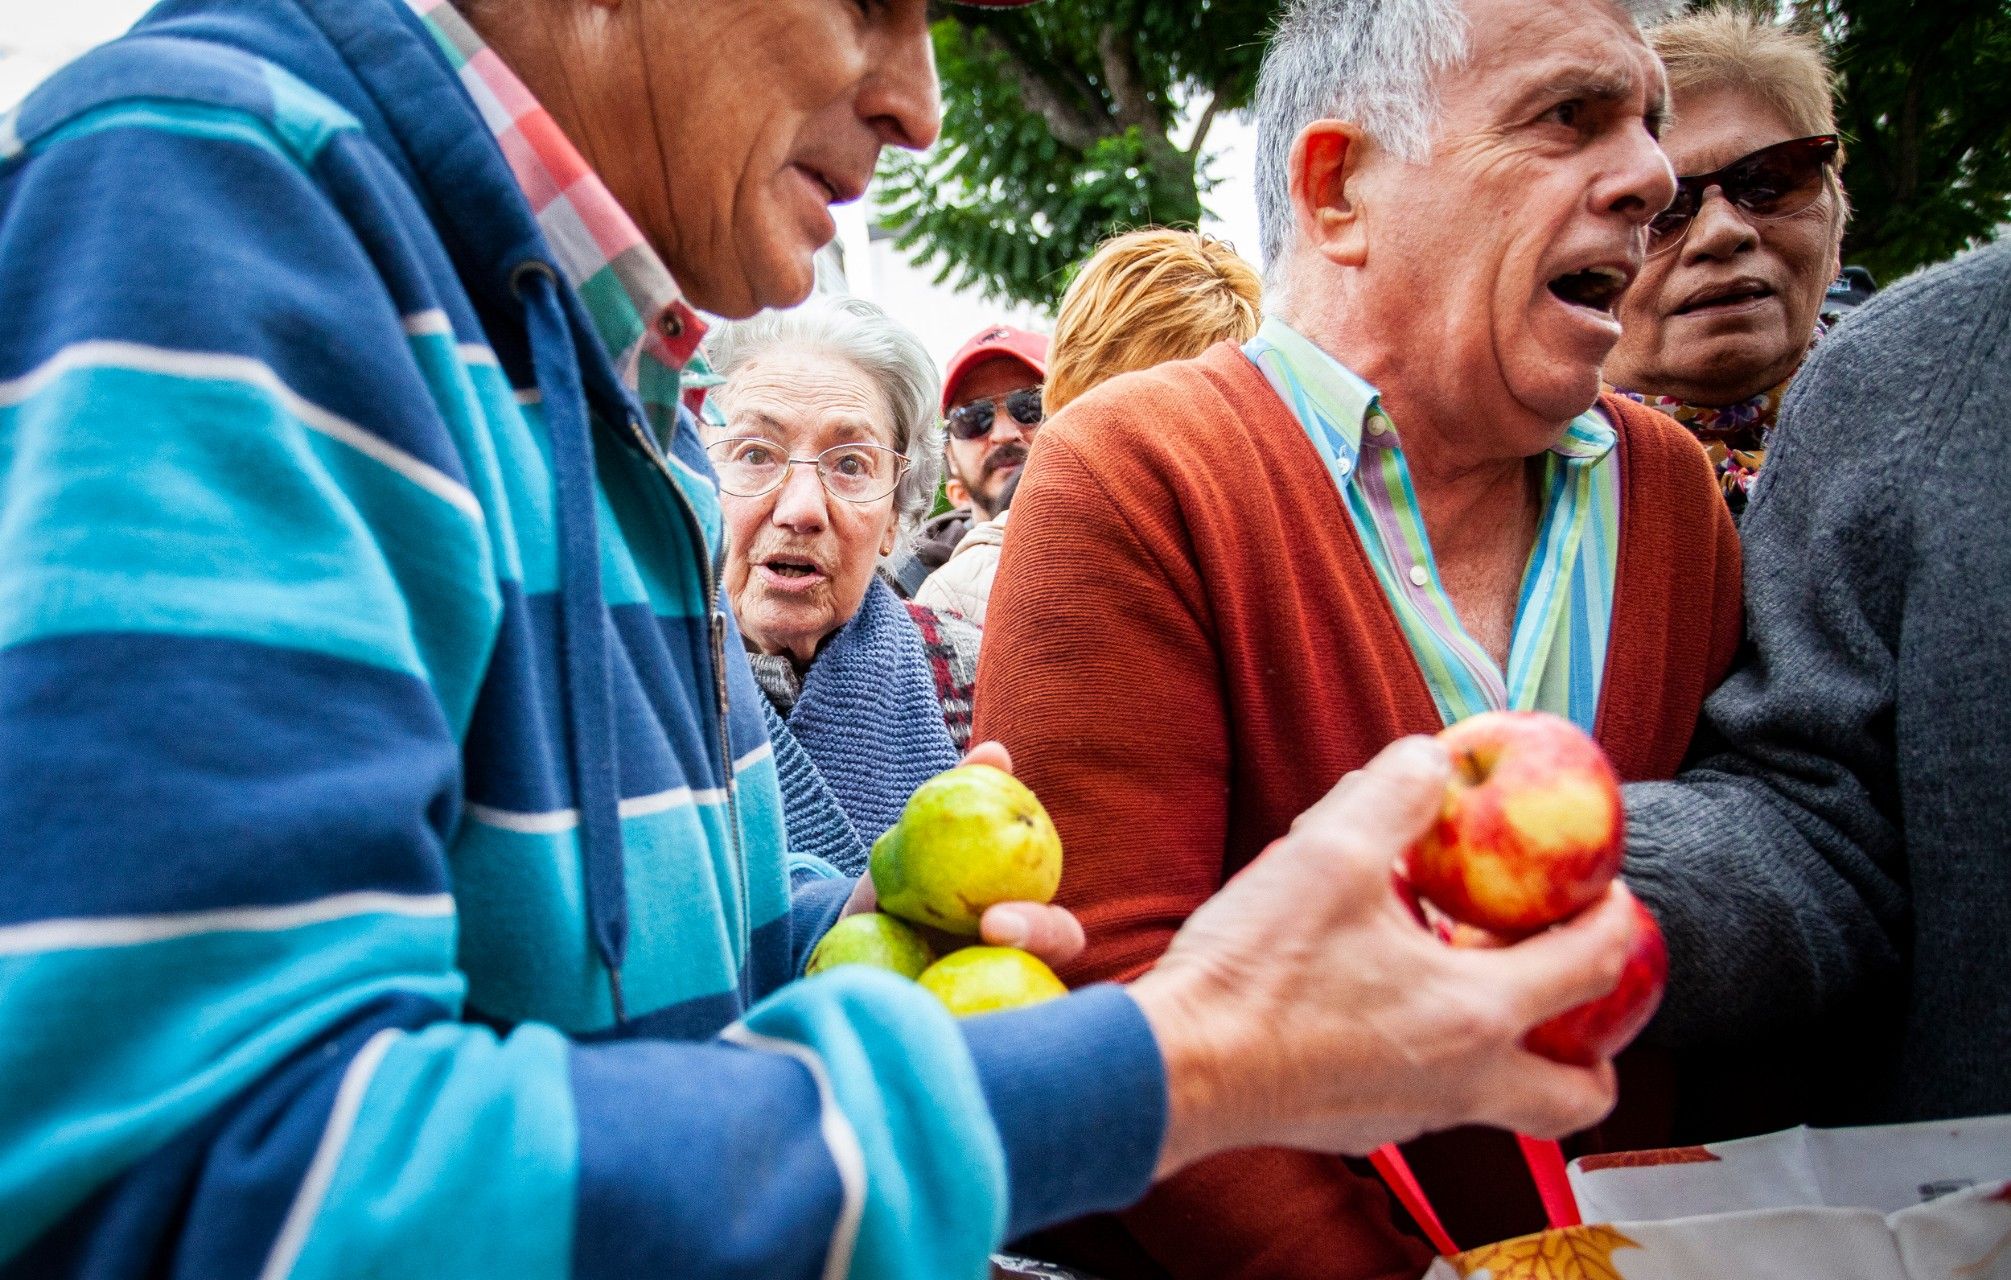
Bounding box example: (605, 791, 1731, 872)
(796, 165, 858, 207)
(1675, 281, 1775, 315)
(762, 558, 824, 580)
(1546, 265, 1631, 315)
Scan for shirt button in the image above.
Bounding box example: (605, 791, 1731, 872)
(1408, 564, 1430, 588)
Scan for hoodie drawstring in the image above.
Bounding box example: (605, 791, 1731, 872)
(513, 260, 629, 1025)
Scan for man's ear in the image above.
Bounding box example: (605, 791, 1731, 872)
(1289, 119, 1372, 269)
(944, 473, 971, 510)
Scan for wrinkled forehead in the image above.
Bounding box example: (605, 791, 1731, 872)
(717, 351, 896, 447)
(1449, 0, 1667, 125)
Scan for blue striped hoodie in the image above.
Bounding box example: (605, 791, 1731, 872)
(0, 1, 1166, 1275)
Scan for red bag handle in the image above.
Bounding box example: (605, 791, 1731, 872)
(1369, 1144, 1460, 1258)
(1517, 1133, 1583, 1228)
(1370, 1135, 1582, 1258)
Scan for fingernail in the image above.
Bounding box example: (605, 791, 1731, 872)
(990, 910, 1030, 948)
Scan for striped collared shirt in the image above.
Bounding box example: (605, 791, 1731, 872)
(1244, 317, 1620, 732)
(404, 0, 721, 435)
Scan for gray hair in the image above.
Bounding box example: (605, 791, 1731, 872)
(1253, 0, 1686, 282)
(703, 294, 943, 533)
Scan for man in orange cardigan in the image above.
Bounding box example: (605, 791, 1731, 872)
(976, 0, 1742, 1275)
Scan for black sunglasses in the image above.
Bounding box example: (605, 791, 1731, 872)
(945, 386, 1044, 441)
(1648, 134, 1839, 256)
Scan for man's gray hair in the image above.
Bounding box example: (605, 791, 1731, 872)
(704, 294, 943, 533)
(1253, 0, 1686, 279)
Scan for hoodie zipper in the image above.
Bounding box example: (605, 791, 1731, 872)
(619, 410, 753, 957)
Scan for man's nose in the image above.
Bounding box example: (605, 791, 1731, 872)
(1604, 126, 1678, 228)
(987, 411, 1026, 448)
(1682, 188, 1760, 262)
(769, 460, 830, 530)
(860, 4, 942, 153)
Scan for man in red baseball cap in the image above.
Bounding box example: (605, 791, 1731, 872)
(903, 324, 1049, 619)
(942, 324, 1049, 524)
(886, 323, 1049, 602)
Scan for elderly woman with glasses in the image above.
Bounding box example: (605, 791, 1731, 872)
(1607, 7, 1848, 516)
(703, 295, 981, 877)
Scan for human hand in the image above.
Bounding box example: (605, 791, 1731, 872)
(1129, 736, 1639, 1178)
(840, 740, 1086, 968)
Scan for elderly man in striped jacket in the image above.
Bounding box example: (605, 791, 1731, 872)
(0, 0, 1646, 1276)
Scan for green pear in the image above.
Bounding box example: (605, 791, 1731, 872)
(870, 764, 1063, 936)
(918, 947, 1068, 1017)
(804, 912, 935, 980)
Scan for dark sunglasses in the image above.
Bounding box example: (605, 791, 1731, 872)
(945, 386, 1044, 441)
(1648, 134, 1839, 256)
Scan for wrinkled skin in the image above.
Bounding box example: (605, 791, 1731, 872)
(1606, 86, 1845, 405)
(466, 0, 939, 318)
(1285, 0, 1677, 468)
(710, 349, 902, 668)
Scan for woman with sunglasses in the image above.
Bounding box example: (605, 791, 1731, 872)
(702, 295, 981, 877)
(1607, 7, 1847, 517)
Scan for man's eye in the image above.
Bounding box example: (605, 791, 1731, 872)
(1542, 100, 1585, 129)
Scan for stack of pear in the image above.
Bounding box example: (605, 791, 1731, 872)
(804, 764, 1067, 1017)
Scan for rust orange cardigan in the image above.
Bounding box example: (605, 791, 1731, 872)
(974, 342, 1743, 1280)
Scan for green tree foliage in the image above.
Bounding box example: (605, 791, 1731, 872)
(875, 0, 1275, 307)
(1789, 0, 2011, 284)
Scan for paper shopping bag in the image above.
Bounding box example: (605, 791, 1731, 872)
(1421, 1116, 2011, 1280)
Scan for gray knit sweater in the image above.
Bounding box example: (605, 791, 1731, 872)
(1626, 238, 2011, 1125)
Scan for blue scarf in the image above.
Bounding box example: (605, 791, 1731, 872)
(763, 578, 962, 876)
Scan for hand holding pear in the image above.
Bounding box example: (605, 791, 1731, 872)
(813, 762, 1071, 1017)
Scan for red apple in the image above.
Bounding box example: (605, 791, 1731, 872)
(1407, 710, 1624, 936)
(1523, 896, 1667, 1066)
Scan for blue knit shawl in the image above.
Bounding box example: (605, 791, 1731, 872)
(765, 578, 963, 876)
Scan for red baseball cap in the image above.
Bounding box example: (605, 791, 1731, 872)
(942, 324, 1049, 413)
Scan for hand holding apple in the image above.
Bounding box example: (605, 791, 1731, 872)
(1407, 711, 1665, 1068)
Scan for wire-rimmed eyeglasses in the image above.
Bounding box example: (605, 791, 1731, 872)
(705, 437, 909, 503)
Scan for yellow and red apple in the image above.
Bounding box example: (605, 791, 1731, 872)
(1407, 711, 1624, 937)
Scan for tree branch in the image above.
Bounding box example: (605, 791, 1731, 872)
(971, 27, 1106, 153)
(1185, 90, 1224, 158)
(1097, 25, 1165, 140)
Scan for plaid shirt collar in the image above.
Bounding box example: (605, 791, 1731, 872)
(404, 0, 719, 416)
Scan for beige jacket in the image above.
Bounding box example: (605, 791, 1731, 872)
(913, 510, 1008, 627)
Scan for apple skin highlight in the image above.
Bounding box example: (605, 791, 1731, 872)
(1407, 711, 1624, 936)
